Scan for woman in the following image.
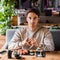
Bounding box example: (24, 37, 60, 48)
(8, 8, 54, 54)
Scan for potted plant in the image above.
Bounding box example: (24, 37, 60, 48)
(0, 0, 16, 35)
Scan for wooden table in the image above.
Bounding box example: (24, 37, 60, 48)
(0, 51, 60, 60)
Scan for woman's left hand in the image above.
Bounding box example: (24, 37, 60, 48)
(29, 38, 38, 47)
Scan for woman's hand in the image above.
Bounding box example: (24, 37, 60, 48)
(22, 38, 31, 46)
(30, 38, 38, 47)
(22, 38, 38, 48)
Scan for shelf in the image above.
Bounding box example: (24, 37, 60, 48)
(40, 16, 60, 23)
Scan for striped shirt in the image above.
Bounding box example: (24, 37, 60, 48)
(8, 25, 55, 51)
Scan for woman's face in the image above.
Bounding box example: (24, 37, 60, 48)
(26, 12, 39, 31)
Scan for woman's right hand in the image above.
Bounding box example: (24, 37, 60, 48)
(22, 38, 31, 46)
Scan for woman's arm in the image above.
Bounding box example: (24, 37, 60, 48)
(44, 29, 55, 51)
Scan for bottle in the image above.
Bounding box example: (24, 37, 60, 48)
(8, 50, 12, 59)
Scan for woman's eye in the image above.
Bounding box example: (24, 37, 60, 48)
(34, 17, 37, 20)
(29, 17, 31, 19)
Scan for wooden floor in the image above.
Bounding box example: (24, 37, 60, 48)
(0, 35, 6, 49)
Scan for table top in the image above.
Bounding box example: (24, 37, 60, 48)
(0, 51, 60, 60)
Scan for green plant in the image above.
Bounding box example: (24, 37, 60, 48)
(0, 0, 16, 35)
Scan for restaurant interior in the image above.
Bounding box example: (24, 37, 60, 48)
(0, 0, 60, 60)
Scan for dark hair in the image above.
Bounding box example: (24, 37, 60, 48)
(26, 8, 40, 17)
(31, 0, 37, 3)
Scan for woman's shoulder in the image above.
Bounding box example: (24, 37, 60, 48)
(40, 27, 50, 33)
(15, 27, 28, 34)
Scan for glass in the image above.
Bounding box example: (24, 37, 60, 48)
(36, 43, 46, 57)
